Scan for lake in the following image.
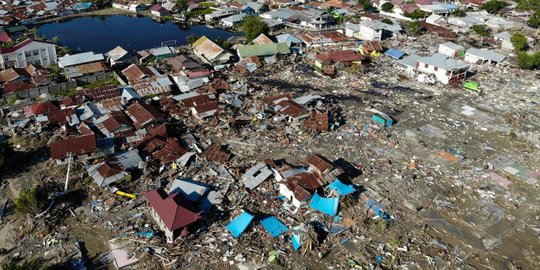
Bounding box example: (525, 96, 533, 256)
(37, 15, 238, 53)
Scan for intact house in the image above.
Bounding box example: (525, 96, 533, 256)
(106, 46, 137, 67)
(150, 5, 169, 17)
(145, 188, 201, 243)
(221, 13, 246, 28)
(295, 9, 334, 30)
(0, 39, 57, 70)
(58, 51, 107, 79)
(415, 53, 470, 85)
(344, 21, 401, 41)
(438, 42, 465, 58)
(112, 1, 145, 12)
(50, 133, 99, 163)
(192, 36, 232, 64)
(464, 48, 506, 66)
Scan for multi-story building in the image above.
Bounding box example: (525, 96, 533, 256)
(0, 39, 57, 70)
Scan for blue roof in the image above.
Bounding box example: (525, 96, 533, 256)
(291, 234, 301, 250)
(309, 193, 339, 216)
(328, 179, 356, 196)
(226, 212, 254, 238)
(385, 48, 405, 59)
(366, 199, 391, 221)
(73, 2, 92, 11)
(260, 216, 289, 238)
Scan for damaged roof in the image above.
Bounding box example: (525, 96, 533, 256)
(145, 188, 200, 231)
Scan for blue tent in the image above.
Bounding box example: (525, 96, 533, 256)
(385, 48, 406, 60)
(226, 212, 254, 238)
(260, 216, 289, 238)
(328, 179, 356, 196)
(309, 193, 339, 216)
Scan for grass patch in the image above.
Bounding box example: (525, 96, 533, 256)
(84, 76, 120, 89)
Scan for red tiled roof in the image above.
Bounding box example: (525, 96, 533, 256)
(97, 162, 124, 178)
(126, 102, 164, 130)
(24, 102, 59, 117)
(99, 111, 133, 134)
(50, 134, 97, 159)
(145, 188, 200, 231)
(0, 32, 11, 43)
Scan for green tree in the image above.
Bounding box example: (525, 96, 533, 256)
(14, 188, 46, 215)
(481, 0, 508, 14)
(177, 0, 188, 12)
(471, 24, 490, 36)
(510, 32, 528, 52)
(406, 21, 424, 36)
(452, 9, 467, 17)
(381, 2, 394, 12)
(381, 18, 393, 24)
(516, 51, 540, 69)
(242, 15, 268, 43)
(528, 11, 540, 28)
(1, 260, 43, 270)
(404, 9, 428, 19)
(357, 0, 375, 12)
(517, 0, 540, 11)
(186, 34, 200, 44)
(0, 141, 11, 169)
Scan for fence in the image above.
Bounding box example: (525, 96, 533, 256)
(2, 81, 77, 102)
(75, 72, 109, 84)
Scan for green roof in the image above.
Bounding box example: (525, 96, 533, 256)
(237, 43, 289, 58)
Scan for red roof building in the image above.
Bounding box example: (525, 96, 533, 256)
(125, 102, 165, 129)
(24, 102, 59, 117)
(50, 134, 97, 160)
(145, 188, 200, 243)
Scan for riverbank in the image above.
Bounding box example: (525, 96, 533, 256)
(34, 8, 143, 25)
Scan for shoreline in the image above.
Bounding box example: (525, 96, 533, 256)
(33, 8, 146, 25)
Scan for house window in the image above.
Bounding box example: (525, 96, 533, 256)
(33, 50, 39, 56)
(434, 66, 438, 71)
(25, 51, 31, 57)
(424, 63, 428, 68)
(3, 56, 8, 62)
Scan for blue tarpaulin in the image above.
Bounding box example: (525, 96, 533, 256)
(226, 212, 254, 238)
(73, 2, 92, 11)
(260, 216, 289, 238)
(291, 234, 301, 250)
(328, 178, 356, 196)
(385, 48, 406, 59)
(366, 199, 391, 221)
(309, 193, 339, 216)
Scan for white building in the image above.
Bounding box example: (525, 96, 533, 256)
(416, 53, 469, 85)
(0, 39, 57, 70)
(438, 42, 465, 58)
(464, 48, 506, 66)
(345, 21, 401, 41)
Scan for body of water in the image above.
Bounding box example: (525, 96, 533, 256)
(37, 15, 238, 53)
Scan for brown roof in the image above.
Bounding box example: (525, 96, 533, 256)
(98, 111, 133, 135)
(24, 102, 59, 117)
(315, 50, 365, 64)
(286, 172, 324, 192)
(152, 138, 189, 163)
(361, 41, 384, 53)
(144, 188, 200, 231)
(303, 112, 329, 132)
(97, 162, 124, 178)
(3, 80, 33, 94)
(252, 34, 274, 45)
(76, 85, 120, 103)
(263, 93, 293, 104)
(122, 64, 155, 83)
(50, 134, 97, 159)
(277, 99, 305, 117)
(125, 102, 164, 130)
(306, 154, 333, 175)
(45, 108, 75, 124)
(202, 144, 231, 164)
(73, 61, 108, 75)
(0, 68, 29, 83)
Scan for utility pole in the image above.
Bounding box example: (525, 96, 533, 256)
(64, 153, 72, 193)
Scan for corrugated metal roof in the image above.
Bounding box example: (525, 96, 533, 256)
(466, 48, 506, 63)
(59, 52, 105, 67)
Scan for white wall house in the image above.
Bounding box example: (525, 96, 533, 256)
(438, 42, 465, 58)
(0, 39, 57, 70)
(416, 53, 469, 85)
(464, 48, 506, 66)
